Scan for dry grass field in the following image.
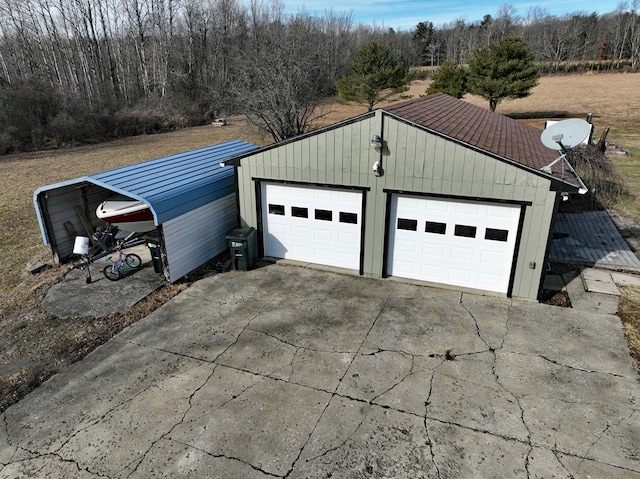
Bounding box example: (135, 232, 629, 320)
(1, 72, 640, 411)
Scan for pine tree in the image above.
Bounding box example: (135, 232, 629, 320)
(336, 42, 408, 112)
(426, 60, 467, 98)
(467, 37, 539, 111)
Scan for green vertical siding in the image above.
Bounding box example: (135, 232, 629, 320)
(236, 110, 560, 299)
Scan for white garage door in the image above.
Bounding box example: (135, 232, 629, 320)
(387, 195, 521, 293)
(262, 183, 363, 270)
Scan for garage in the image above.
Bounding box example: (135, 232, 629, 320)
(224, 93, 585, 300)
(261, 183, 364, 271)
(386, 194, 523, 293)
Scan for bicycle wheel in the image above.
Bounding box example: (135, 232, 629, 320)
(103, 265, 122, 281)
(125, 253, 142, 268)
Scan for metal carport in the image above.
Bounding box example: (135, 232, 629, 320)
(34, 140, 258, 282)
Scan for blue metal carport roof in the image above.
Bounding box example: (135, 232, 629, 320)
(34, 140, 258, 245)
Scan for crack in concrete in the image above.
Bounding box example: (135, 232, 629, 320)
(281, 284, 398, 478)
(0, 449, 108, 478)
(122, 365, 219, 478)
(424, 368, 442, 479)
(246, 326, 355, 355)
(576, 411, 636, 474)
(296, 403, 369, 467)
(552, 443, 640, 476)
(4, 359, 212, 478)
(1, 412, 15, 468)
(536, 352, 632, 378)
(115, 338, 217, 364)
(211, 301, 271, 364)
(551, 448, 577, 478)
(460, 293, 533, 477)
(168, 437, 284, 477)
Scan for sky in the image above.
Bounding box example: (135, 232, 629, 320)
(279, 0, 623, 30)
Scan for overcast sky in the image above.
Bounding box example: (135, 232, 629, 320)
(277, 1, 622, 30)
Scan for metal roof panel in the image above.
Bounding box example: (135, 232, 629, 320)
(87, 140, 258, 223)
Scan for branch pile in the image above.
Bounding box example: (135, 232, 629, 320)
(565, 143, 627, 204)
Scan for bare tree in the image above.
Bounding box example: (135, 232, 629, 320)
(230, 5, 332, 141)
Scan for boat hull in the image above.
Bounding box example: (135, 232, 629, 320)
(97, 196, 156, 233)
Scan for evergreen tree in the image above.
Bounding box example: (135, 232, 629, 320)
(426, 60, 467, 98)
(467, 37, 539, 111)
(336, 42, 408, 112)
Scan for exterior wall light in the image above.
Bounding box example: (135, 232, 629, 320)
(371, 134, 382, 148)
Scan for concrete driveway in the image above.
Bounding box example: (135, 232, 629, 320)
(1, 264, 639, 478)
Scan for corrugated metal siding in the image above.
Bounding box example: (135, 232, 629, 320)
(36, 183, 87, 260)
(162, 193, 237, 282)
(237, 110, 555, 299)
(35, 182, 111, 261)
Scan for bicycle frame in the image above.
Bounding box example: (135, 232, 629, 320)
(103, 245, 142, 281)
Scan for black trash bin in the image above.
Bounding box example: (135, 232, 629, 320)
(226, 227, 257, 271)
(145, 234, 164, 274)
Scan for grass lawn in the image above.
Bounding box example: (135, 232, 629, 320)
(1, 72, 640, 412)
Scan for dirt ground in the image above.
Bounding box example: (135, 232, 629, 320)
(2, 71, 640, 413)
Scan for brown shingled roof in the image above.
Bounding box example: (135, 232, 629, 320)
(383, 93, 560, 173)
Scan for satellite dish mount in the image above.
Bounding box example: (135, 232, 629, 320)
(540, 118, 592, 195)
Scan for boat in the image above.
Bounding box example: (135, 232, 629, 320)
(96, 195, 156, 233)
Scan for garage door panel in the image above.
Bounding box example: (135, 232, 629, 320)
(388, 195, 520, 294)
(268, 222, 287, 234)
(451, 245, 475, 262)
(395, 238, 418, 255)
(263, 183, 362, 270)
(480, 249, 508, 266)
(449, 268, 473, 283)
(419, 265, 443, 279)
(338, 251, 359, 264)
(314, 229, 333, 242)
(478, 271, 503, 289)
(394, 260, 417, 275)
(454, 202, 480, 216)
(291, 226, 309, 239)
(313, 248, 333, 261)
(339, 231, 357, 244)
(266, 239, 287, 256)
(291, 245, 310, 256)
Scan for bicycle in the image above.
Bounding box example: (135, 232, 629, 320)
(103, 244, 142, 281)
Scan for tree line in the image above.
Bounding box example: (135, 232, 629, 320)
(1, 0, 639, 153)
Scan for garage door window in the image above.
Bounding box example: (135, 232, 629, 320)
(340, 212, 358, 224)
(397, 218, 418, 231)
(485, 228, 509, 242)
(269, 204, 285, 215)
(315, 209, 332, 221)
(454, 224, 477, 238)
(292, 206, 308, 218)
(425, 221, 446, 235)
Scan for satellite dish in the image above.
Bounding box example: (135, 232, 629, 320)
(540, 118, 592, 151)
